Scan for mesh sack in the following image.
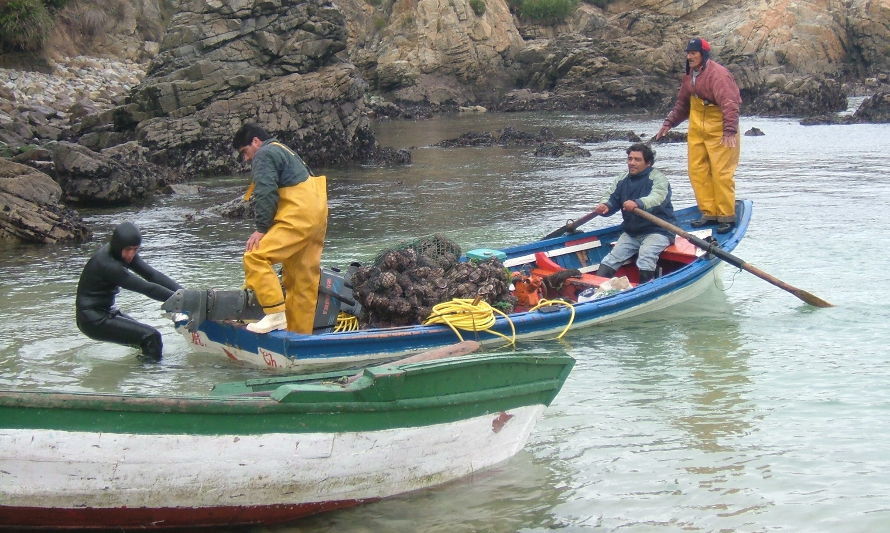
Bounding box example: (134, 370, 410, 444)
(352, 235, 514, 328)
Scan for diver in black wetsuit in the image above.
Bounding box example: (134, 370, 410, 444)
(75, 222, 182, 360)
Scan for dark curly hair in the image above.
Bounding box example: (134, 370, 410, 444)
(232, 123, 270, 149)
(627, 143, 655, 164)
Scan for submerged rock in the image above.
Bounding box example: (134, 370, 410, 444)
(436, 127, 555, 148)
(745, 75, 847, 117)
(208, 195, 254, 220)
(799, 91, 890, 125)
(652, 131, 687, 143)
(534, 142, 591, 158)
(854, 91, 890, 123)
(579, 130, 643, 144)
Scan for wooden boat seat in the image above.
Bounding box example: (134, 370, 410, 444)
(505, 236, 601, 273)
(659, 230, 711, 263)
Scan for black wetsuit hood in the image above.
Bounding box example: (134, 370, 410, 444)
(110, 222, 142, 260)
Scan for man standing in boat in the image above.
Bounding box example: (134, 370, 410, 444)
(75, 222, 182, 360)
(232, 123, 328, 334)
(655, 37, 741, 234)
(593, 143, 676, 284)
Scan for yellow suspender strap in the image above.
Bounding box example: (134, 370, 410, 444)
(272, 141, 314, 177)
(270, 142, 296, 157)
(242, 182, 255, 202)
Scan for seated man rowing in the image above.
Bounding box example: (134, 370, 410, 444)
(593, 143, 676, 283)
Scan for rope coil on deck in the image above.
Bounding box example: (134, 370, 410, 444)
(333, 312, 360, 332)
(528, 299, 576, 339)
(423, 298, 516, 346)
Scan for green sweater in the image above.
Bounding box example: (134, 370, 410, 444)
(251, 139, 310, 232)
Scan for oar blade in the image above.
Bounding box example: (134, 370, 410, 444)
(631, 207, 834, 309)
(792, 289, 834, 308)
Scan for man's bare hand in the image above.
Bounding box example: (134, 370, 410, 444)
(721, 134, 738, 148)
(245, 231, 265, 252)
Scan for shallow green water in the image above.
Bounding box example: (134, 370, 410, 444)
(1, 110, 889, 532)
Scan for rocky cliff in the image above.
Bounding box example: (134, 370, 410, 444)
(344, 0, 888, 112)
(338, 0, 525, 106)
(116, 0, 376, 176)
(1, 0, 889, 241)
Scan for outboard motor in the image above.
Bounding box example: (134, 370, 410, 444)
(162, 263, 363, 333)
(312, 263, 363, 333)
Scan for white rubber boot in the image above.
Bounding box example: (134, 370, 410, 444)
(246, 311, 287, 333)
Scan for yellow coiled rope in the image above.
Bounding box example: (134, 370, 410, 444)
(423, 298, 516, 346)
(528, 298, 576, 339)
(333, 312, 360, 332)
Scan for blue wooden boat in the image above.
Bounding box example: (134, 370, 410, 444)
(175, 200, 752, 369)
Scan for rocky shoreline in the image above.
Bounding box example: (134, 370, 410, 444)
(1, 56, 145, 115)
(0, 56, 178, 244)
(2, 53, 889, 245)
(3, 55, 886, 160)
(1, 0, 889, 245)
(1, 56, 149, 154)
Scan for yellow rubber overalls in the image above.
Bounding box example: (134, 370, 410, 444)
(687, 95, 741, 222)
(243, 171, 328, 334)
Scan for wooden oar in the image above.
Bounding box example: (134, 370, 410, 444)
(543, 211, 599, 240)
(632, 208, 833, 308)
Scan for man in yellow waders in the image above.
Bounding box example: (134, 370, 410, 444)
(232, 123, 328, 334)
(655, 37, 742, 234)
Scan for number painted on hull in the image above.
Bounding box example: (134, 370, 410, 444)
(261, 348, 278, 368)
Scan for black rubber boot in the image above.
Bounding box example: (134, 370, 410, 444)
(690, 218, 713, 228)
(139, 332, 163, 361)
(596, 264, 616, 278)
(716, 222, 735, 234)
(638, 270, 656, 283)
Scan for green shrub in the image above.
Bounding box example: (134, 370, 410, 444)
(582, 0, 610, 6)
(0, 0, 53, 52)
(0, 143, 38, 157)
(43, 0, 69, 10)
(516, 0, 578, 24)
(470, 0, 486, 16)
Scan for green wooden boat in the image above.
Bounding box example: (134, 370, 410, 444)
(0, 342, 574, 530)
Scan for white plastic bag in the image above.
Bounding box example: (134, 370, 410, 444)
(577, 275, 632, 302)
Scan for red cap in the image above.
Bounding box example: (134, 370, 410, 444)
(685, 38, 711, 53)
